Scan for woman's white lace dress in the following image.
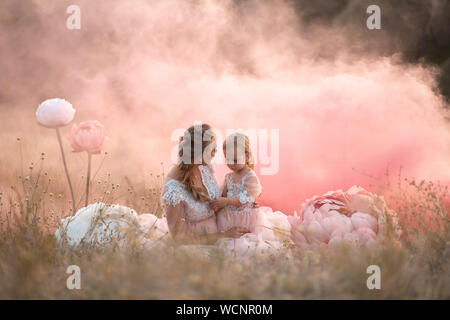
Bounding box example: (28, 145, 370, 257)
(162, 164, 221, 236)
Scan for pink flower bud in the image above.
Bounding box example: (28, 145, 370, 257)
(67, 120, 106, 154)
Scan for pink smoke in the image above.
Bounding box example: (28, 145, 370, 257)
(1, 1, 449, 214)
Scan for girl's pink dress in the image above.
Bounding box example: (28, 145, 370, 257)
(216, 170, 291, 243)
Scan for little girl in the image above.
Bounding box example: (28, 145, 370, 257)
(211, 133, 262, 234)
(211, 133, 292, 259)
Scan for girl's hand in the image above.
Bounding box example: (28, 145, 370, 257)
(210, 197, 228, 212)
(224, 227, 250, 238)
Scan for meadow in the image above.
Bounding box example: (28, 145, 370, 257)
(0, 123, 448, 299)
(1, 0, 449, 300)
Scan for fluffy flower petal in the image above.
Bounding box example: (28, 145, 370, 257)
(288, 185, 400, 248)
(36, 98, 75, 128)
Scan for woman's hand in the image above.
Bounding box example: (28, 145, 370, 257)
(224, 227, 250, 238)
(210, 197, 229, 212)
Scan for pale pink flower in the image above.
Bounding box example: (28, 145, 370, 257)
(36, 98, 76, 128)
(289, 186, 401, 248)
(67, 120, 106, 154)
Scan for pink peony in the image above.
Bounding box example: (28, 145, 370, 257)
(289, 186, 401, 248)
(36, 98, 76, 128)
(67, 120, 106, 154)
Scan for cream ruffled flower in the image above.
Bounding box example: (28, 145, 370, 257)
(36, 98, 76, 128)
(55, 203, 167, 250)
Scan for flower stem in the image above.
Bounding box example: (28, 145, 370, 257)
(55, 128, 76, 213)
(85, 153, 92, 207)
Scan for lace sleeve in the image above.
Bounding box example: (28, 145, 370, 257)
(240, 173, 262, 204)
(162, 179, 189, 238)
(162, 177, 215, 222)
(162, 179, 186, 207)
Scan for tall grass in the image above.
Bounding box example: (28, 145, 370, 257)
(0, 149, 448, 299)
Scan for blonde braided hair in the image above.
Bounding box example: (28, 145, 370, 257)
(177, 123, 216, 202)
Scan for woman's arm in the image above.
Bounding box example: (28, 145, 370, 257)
(165, 201, 189, 241)
(209, 177, 229, 213)
(165, 201, 248, 245)
(210, 196, 244, 212)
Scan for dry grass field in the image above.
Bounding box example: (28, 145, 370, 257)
(0, 129, 448, 299)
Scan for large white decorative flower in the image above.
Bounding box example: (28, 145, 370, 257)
(137, 213, 169, 239)
(55, 203, 145, 249)
(55, 202, 169, 250)
(36, 98, 76, 128)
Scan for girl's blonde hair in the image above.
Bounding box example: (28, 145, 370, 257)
(177, 123, 216, 202)
(223, 133, 254, 170)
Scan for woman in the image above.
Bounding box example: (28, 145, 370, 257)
(162, 123, 249, 245)
(54, 123, 247, 249)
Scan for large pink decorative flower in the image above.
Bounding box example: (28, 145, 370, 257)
(36, 98, 75, 128)
(288, 186, 401, 248)
(67, 120, 106, 154)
